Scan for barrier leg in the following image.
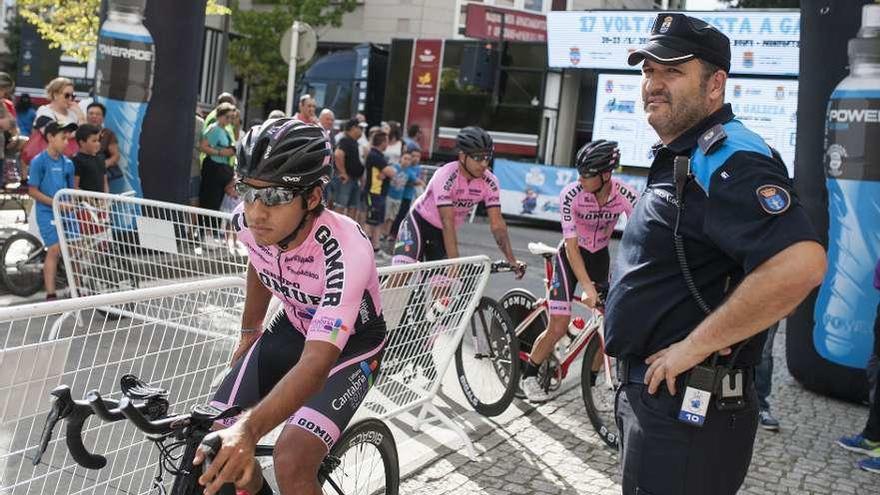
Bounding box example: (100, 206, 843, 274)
(423, 402, 477, 460)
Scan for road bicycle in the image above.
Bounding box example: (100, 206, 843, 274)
(459, 242, 620, 448)
(34, 374, 399, 495)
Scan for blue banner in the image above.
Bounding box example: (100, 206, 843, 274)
(494, 159, 646, 230)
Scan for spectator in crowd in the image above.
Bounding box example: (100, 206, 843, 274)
(384, 121, 404, 165)
(333, 118, 366, 221)
(22, 77, 84, 174)
(204, 92, 239, 152)
(198, 102, 237, 214)
(364, 130, 395, 260)
(756, 321, 782, 431)
(34, 77, 86, 130)
(267, 109, 286, 120)
(318, 109, 338, 208)
(0, 72, 20, 158)
(85, 102, 120, 175)
(318, 108, 336, 143)
(27, 121, 77, 301)
(15, 93, 35, 137)
(837, 258, 880, 474)
(204, 92, 236, 128)
(383, 150, 420, 250)
(404, 124, 422, 151)
(191, 113, 204, 208)
(391, 146, 424, 238)
(72, 124, 108, 193)
(293, 94, 317, 124)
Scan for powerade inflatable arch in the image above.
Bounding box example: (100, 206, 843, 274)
(788, 0, 876, 404)
(99, 0, 206, 204)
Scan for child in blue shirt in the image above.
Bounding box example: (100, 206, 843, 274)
(390, 148, 424, 239)
(27, 121, 77, 300)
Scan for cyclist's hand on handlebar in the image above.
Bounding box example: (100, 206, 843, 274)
(581, 285, 600, 310)
(194, 423, 260, 495)
(512, 260, 526, 280)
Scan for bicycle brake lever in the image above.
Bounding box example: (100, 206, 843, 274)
(33, 401, 63, 465)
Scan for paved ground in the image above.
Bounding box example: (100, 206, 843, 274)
(401, 321, 880, 495)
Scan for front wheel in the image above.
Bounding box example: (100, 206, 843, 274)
(581, 330, 620, 449)
(455, 296, 519, 417)
(321, 418, 399, 495)
(0, 231, 45, 297)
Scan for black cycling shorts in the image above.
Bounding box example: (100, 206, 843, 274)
(391, 210, 447, 265)
(548, 241, 609, 316)
(211, 311, 386, 452)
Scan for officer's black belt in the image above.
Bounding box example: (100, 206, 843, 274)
(617, 359, 755, 387)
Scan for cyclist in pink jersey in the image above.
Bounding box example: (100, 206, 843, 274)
(521, 140, 638, 402)
(193, 119, 386, 495)
(392, 126, 525, 277)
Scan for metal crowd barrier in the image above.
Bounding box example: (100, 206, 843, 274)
(52, 189, 247, 299)
(0, 278, 243, 495)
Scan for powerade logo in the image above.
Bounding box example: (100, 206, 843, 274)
(828, 109, 880, 124)
(98, 43, 153, 62)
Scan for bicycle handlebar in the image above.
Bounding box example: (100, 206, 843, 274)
(490, 260, 527, 274)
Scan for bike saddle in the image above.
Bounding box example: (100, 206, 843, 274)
(120, 374, 168, 401)
(527, 242, 557, 257)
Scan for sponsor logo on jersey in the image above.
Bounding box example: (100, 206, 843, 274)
(315, 225, 344, 307)
(286, 266, 319, 280)
(332, 360, 378, 411)
(296, 417, 334, 448)
(288, 254, 315, 264)
(258, 270, 321, 305)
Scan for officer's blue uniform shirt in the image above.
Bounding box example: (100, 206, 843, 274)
(604, 104, 819, 366)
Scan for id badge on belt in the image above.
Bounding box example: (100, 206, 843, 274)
(678, 365, 715, 427)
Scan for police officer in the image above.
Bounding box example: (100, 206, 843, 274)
(604, 13, 827, 495)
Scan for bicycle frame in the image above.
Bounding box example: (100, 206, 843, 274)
(513, 256, 615, 389)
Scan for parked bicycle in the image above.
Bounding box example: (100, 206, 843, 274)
(34, 374, 400, 495)
(457, 242, 620, 448)
(0, 200, 137, 300)
(0, 229, 66, 296)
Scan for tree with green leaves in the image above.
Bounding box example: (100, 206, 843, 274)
(227, 0, 358, 109)
(15, 0, 231, 62)
(719, 0, 800, 8)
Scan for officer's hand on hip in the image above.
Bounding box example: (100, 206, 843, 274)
(644, 341, 733, 395)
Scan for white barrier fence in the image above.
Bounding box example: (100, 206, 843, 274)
(52, 189, 247, 299)
(0, 278, 243, 495)
(0, 254, 490, 493)
(369, 255, 490, 458)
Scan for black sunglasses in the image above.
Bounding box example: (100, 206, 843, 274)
(63, 93, 75, 100)
(468, 152, 492, 162)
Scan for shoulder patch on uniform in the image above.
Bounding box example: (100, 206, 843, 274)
(698, 124, 727, 155)
(756, 184, 791, 215)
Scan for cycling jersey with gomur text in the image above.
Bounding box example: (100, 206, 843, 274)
(559, 179, 638, 253)
(412, 161, 501, 229)
(232, 204, 385, 350)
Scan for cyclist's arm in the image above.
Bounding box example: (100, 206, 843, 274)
(486, 207, 517, 264)
(439, 205, 460, 259)
(74, 176, 81, 189)
(242, 263, 272, 330)
(564, 237, 593, 291)
(240, 341, 341, 440)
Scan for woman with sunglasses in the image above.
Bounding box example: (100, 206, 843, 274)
(520, 140, 639, 402)
(21, 78, 85, 173)
(391, 125, 524, 278)
(33, 77, 86, 131)
(195, 119, 387, 495)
